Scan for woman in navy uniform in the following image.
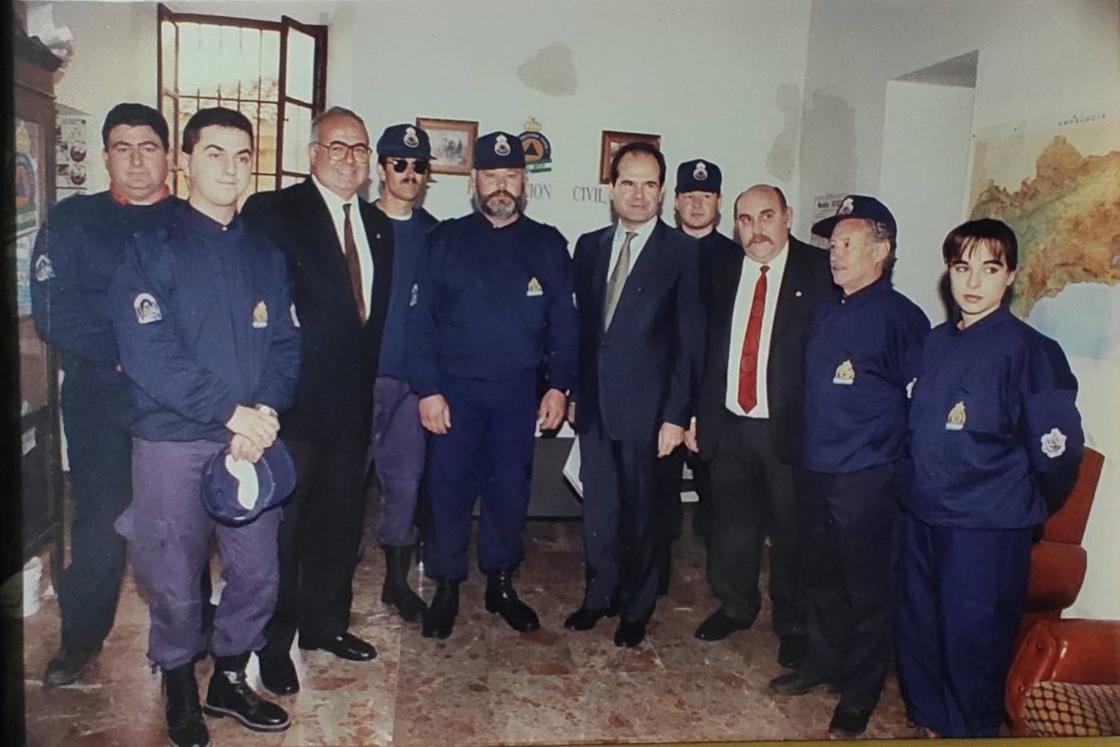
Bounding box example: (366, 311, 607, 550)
(895, 218, 1083, 738)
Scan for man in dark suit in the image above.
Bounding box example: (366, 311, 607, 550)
(564, 142, 704, 648)
(241, 106, 392, 695)
(688, 184, 833, 669)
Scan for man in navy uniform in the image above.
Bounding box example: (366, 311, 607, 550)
(110, 107, 300, 747)
(690, 184, 834, 669)
(768, 196, 929, 738)
(565, 142, 705, 648)
(409, 131, 577, 640)
(242, 107, 392, 694)
(30, 103, 181, 686)
(368, 123, 438, 623)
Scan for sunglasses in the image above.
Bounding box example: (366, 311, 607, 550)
(386, 158, 430, 174)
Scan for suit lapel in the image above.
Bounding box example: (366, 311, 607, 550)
(590, 225, 613, 323)
(605, 220, 668, 328)
(298, 179, 363, 323)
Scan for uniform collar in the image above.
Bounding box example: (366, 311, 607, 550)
(839, 273, 891, 308)
(953, 304, 1013, 336)
(183, 201, 244, 239)
(110, 184, 172, 206)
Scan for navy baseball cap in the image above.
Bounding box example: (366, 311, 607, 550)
(200, 440, 297, 526)
(811, 194, 897, 239)
(675, 159, 722, 194)
(474, 131, 525, 170)
(376, 124, 431, 160)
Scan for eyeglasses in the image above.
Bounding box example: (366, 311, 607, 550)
(386, 158, 430, 174)
(314, 141, 372, 163)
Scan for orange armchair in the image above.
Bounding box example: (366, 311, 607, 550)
(1005, 618, 1120, 736)
(1019, 447, 1105, 636)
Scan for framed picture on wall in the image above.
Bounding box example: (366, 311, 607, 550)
(599, 130, 661, 184)
(416, 117, 478, 175)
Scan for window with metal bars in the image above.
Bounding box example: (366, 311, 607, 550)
(157, 4, 327, 200)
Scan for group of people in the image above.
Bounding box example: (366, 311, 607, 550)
(30, 100, 1084, 746)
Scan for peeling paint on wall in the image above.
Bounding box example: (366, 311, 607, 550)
(517, 42, 577, 96)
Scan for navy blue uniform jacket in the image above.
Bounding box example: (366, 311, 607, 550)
(803, 277, 930, 474)
(572, 220, 704, 442)
(905, 307, 1083, 528)
(110, 202, 300, 442)
(408, 211, 577, 397)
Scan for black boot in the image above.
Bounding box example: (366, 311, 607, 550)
(204, 653, 290, 732)
(381, 545, 428, 623)
(163, 662, 209, 747)
(422, 580, 459, 639)
(485, 571, 540, 632)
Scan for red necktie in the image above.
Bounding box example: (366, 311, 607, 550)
(342, 203, 366, 321)
(737, 264, 769, 412)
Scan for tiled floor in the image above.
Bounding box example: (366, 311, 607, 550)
(22, 503, 916, 745)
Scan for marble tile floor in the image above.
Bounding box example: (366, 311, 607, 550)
(22, 504, 917, 745)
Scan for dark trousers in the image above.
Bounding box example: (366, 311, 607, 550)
(369, 376, 424, 547)
(57, 370, 131, 652)
(119, 439, 280, 671)
(579, 422, 660, 623)
(263, 436, 367, 656)
(799, 463, 901, 711)
(705, 412, 802, 634)
(423, 372, 537, 581)
(652, 445, 685, 586)
(894, 511, 1032, 738)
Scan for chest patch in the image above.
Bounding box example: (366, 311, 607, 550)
(409, 283, 419, 307)
(832, 359, 855, 385)
(527, 276, 543, 297)
(252, 300, 268, 328)
(34, 254, 55, 282)
(906, 378, 916, 400)
(134, 293, 162, 324)
(945, 401, 966, 431)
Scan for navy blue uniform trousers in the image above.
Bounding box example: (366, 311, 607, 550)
(799, 462, 902, 711)
(423, 372, 537, 581)
(894, 510, 1032, 737)
(57, 367, 131, 652)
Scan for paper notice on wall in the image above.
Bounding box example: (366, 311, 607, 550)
(809, 193, 847, 248)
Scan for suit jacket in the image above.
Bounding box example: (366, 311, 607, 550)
(242, 178, 393, 443)
(696, 235, 833, 464)
(572, 220, 704, 442)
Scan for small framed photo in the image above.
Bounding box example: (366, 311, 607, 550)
(416, 117, 478, 175)
(599, 130, 661, 184)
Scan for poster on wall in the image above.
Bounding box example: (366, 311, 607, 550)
(56, 111, 91, 200)
(14, 231, 37, 317)
(809, 193, 847, 249)
(967, 102, 1120, 362)
(15, 118, 44, 234)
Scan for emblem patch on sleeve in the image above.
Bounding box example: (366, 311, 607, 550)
(409, 283, 419, 307)
(1040, 427, 1067, 459)
(526, 276, 543, 297)
(133, 293, 162, 324)
(832, 359, 855, 385)
(252, 300, 269, 328)
(34, 254, 55, 282)
(945, 401, 966, 431)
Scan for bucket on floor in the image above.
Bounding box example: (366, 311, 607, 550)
(1, 556, 43, 618)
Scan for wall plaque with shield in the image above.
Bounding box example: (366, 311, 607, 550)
(599, 130, 661, 184)
(417, 117, 479, 175)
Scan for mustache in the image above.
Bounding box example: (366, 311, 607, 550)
(486, 189, 516, 201)
(747, 235, 772, 245)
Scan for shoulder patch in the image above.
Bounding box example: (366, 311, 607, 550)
(133, 293, 162, 324)
(34, 254, 55, 282)
(1040, 427, 1067, 459)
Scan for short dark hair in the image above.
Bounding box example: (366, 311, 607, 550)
(610, 141, 666, 186)
(182, 107, 255, 155)
(942, 218, 1018, 270)
(102, 103, 170, 151)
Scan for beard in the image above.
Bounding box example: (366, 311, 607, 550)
(478, 189, 524, 221)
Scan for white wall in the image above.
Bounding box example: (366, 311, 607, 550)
(801, 0, 1120, 619)
(344, 0, 811, 242)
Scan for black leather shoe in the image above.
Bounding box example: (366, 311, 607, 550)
(163, 662, 209, 747)
(777, 634, 807, 669)
(829, 703, 873, 738)
(382, 545, 428, 623)
(298, 632, 376, 661)
(614, 620, 647, 648)
(563, 606, 617, 631)
(44, 644, 100, 687)
(694, 610, 752, 641)
(204, 656, 290, 732)
(423, 580, 459, 639)
(769, 669, 837, 696)
(485, 571, 540, 632)
(257, 652, 299, 696)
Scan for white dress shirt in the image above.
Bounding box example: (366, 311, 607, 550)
(725, 241, 790, 417)
(312, 175, 374, 321)
(607, 217, 659, 278)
